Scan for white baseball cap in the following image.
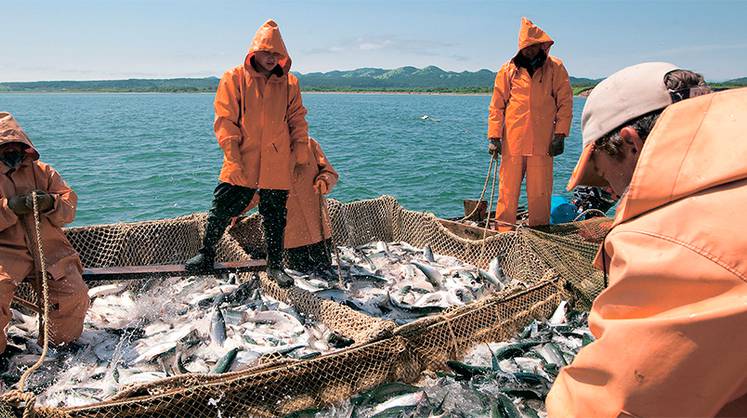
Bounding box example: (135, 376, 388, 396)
(566, 62, 679, 191)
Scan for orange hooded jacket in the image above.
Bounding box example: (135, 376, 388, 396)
(0, 113, 82, 281)
(547, 88, 747, 416)
(0, 112, 89, 352)
(242, 138, 338, 249)
(488, 17, 573, 156)
(214, 19, 309, 191)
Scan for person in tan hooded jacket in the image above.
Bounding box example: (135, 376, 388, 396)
(240, 137, 338, 274)
(186, 19, 310, 288)
(0, 112, 89, 354)
(547, 63, 747, 417)
(488, 17, 573, 232)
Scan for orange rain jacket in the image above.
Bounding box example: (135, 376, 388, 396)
(0, 112, 89, 352)
(488, 17, 573, 156)
(547, 88, 747, 417)
(214, 19, 310, 191)
(243, 138, 338, 249)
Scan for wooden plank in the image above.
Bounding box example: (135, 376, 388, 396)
(463, 199, 487, 221)
(12, 296, 40, 314)
(437, 218, 500, 240)
(82, 259, 266, 281)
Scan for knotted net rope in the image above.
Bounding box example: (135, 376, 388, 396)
(2, 192, 54, 417)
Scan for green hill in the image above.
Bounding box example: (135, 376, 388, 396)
(0, 66, 607, 93)
(3, 67, 742, 94)
(722, 77, 747, 86)
(0, 77, 220, 93)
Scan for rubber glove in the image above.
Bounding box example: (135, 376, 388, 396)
(8, 194, 32, 215)
(26, 191, 55, 213)
(549, 134, 565, 156)
(488, 138, 501, 159)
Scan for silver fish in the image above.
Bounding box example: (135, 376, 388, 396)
(87, 283, 129, 299)
(375, 241, 390, 254)
(548, 301, 568, 326)
(423, 245, 435, 262)
(131, 341, 177, 364)
(211, 347, 239, 374)
(174, 349, 190, 375)
(488, 257, 509, 286)
(411, 261, 443, 288)
(210, 307, 227, 346)
(370, 391, 426, 416)
(478, 268, 504, 291)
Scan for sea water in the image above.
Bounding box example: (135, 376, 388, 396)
(0, 93, 585, 226)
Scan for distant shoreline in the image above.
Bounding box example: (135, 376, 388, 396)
(0, 90, 595, 97)
(303, 91, 491, 96)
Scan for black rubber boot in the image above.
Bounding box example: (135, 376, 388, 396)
(285, 239, 333, 275)
(186, 183, 256, 273)
(267, 268, 294, 288)
(327, 332, 354, 349)
(185, 249, 215, 273)
(309, 239, 334, 270)
(258, 189, 290, 287)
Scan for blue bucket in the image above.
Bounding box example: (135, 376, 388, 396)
(550, 195, 577, 225)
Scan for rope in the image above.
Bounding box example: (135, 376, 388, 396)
(440, 315, 461, 360)
(18, 191, 52, 394)
(0, 390, 36, 418)
(459, 156, 495, 222)
(477, 158, 500, 265)
(573, 208, 607, 222)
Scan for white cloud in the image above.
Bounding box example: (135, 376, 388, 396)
(306, 35, 454, 57)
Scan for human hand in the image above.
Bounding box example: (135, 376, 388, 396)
(313, 178, 329, 194)
(8, 194, 32, 215)
(488, 138, 501, 158)
(27, 190, 55, 212)
(549, 134, 565, 157)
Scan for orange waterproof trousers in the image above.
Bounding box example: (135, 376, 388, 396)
(0, 261, 89, 353)
(495, 155, 552, 232)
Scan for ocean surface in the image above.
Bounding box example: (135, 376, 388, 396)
(0, 93, 585, 227)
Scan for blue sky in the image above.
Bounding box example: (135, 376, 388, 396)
(1, 0, 745, 82)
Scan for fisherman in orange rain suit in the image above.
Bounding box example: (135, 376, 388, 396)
(547, 62, 747, 417)
(239, 138, 339, 275)
(488, 17, 573, 232)
(185, 19, 311, 288)
(0, 112, 89, 354)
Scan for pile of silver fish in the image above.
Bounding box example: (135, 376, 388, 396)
(288, 241, 513, 323)
(1, 240, 516, 409)
(2, 273, 344, 408)
(299, 301, 592, 418)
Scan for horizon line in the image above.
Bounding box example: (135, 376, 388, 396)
(0, 65, 743, 84)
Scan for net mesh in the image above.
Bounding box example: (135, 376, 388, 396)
(3, 195, 610, 418)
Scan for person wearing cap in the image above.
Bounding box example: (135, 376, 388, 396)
(185, 19, 310, 289)
(0, 112, 90, 355)
(488, 17, 573, 232)
(547, 62, 747, 416)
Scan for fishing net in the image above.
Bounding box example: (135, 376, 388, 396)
(2, 195, 609, 418)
